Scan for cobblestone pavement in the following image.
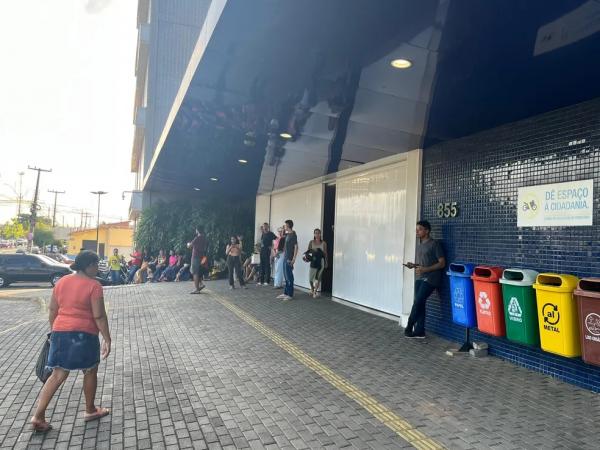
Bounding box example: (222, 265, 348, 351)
(1, 281, 599, 449)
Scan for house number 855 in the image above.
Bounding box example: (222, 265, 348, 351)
(437, 202, 459, 218)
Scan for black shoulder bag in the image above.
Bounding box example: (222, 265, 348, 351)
(35, 333, 53, 383)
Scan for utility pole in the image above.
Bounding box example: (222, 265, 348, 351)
(83, 212, 93, 229)
(17, 171, 24, 217)
(27, 166, 52, 250)
(90, 191, 108, 255)
(47, 189, 65, 227)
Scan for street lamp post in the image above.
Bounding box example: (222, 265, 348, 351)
(90, 191, 108, 255)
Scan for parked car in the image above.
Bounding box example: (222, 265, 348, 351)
(0, 254, 72, 288)
(47, 253, 75, 265)
(0, 240, 9, 248)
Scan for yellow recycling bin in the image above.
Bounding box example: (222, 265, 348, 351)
(533, 273, 581, 357)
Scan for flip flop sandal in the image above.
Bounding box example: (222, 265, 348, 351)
(31, 418, 53, 433)
(84, 407, 110, 422)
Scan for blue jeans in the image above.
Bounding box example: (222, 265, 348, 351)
(406, 280, 436, 335)
(127, 265, 139, 283)
(284, 261, 294, 297)
(152, 266, 165, 282)
(110, 270, 120, 284)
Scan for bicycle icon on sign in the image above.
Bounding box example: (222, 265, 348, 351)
(522, 200, 538, 212)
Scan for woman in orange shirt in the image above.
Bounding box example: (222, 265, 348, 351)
(31, 251, 112, 432)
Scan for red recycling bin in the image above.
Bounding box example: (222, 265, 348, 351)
(472, 266, 505, 336)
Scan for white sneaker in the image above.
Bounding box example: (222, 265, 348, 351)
(282, 296, 292, 301)
(276, 294, 287, 299)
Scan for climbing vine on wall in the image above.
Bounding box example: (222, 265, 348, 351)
(134, 199, 254, 261)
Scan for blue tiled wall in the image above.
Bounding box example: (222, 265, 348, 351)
(422, 98, 600, 391)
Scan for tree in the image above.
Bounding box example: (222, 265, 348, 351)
(33, 221, 59, 247)
(134, 199, 254, 261)
(1, 218, 27, 239)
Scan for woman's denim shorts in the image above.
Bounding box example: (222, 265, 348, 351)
(47, 331, 100, 371)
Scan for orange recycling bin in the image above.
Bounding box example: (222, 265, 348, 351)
(472, 266, 505, 336)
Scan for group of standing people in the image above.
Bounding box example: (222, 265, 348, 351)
(226, 221, 327, 301)
(232, 219, 443, 339)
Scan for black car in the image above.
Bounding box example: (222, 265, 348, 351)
(0, 254, 72, 288)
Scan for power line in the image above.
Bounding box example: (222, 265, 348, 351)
(47, 189, 66, 227)
(27, 166, 52, 250)
(17, 171, 24, 217)
(90, 191, 108, 255)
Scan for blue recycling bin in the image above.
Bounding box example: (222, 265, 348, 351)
(447, 263, 477, 328)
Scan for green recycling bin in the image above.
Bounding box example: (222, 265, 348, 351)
(500, 268, 540, 346)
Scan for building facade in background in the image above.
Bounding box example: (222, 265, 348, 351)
(129, 0, 600, 390)
(129, 0, 213, 219)
(68, 221, 133, 258)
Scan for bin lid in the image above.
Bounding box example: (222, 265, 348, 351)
(471, 265, 503, 282)
(500, 268, 539, 286)
(574, 278, 600, 299)
(532, 273, 579, 293)
(447, 262, 475, 278)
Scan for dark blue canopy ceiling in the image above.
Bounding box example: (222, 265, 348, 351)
(144, 0, 600, 198)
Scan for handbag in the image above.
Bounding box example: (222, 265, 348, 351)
(251, 253, 260, 265)
(35, 333, 53, 383)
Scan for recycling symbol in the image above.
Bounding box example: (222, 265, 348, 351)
(542, 303, 560, 325)
(507, 297, 522, 318)
(453, 287, 464, 308)
(585, 313, 600, 336)
(478, 291, 491, 310)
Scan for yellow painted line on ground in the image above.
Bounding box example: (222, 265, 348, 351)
(211, 292, 444, 450)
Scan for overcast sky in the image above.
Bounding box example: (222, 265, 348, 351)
(0, 0, 137, 227)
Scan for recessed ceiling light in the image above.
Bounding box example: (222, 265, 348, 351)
(280, 132, 292, 139)
(193, 187, 201, 191)
(390, 58, 412, 69)
(238, 159, 248, 164)
(210, 177, 218, 181)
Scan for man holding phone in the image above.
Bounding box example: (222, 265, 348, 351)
(403, 220, 446, 338)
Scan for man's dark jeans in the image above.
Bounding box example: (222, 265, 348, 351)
(284, 261, 294, 297)
(259, 249, 271, 284)
(406, 279, 436, 335)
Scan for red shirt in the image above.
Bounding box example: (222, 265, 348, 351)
(190, 234, 207, 258)
(131, 251, 142, 266)
(52, 274, 104, 335)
